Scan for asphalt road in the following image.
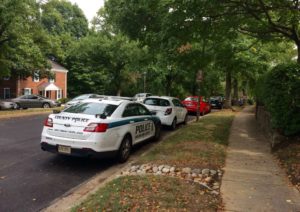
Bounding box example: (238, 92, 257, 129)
(0, 114, 195, 212)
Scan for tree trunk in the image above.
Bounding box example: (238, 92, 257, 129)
(232, 77, 239, 105)
(224, 70, 232, 108)
(116, 89, 121, 96)
(297, 42, 300, 64)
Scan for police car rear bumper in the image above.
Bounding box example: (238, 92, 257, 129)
(40, 142, 118, 158)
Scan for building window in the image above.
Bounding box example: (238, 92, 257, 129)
(33, 71, 40, 82)
(4, 88, 10, 99)
(23, 88, 32, 95)
(57, 89, 62, 99)
(49, 73, 55, 83)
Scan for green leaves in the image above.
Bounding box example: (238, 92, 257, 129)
(66, 34, 148, 96)
(0, 0, 48, 77)
(256, 63, 300, 136)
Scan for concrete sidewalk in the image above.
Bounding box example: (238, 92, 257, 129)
(221, 106, 300, 211)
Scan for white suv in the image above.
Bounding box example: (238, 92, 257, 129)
(143, 96, 188, 130)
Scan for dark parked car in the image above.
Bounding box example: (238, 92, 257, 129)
(12, 95, 60, 109)
(209, 96, 224, 109)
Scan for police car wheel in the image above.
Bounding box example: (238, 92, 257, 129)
(171, 118, 177, 130)
(183, 115, 188, 125)
(153, 123, 161, 141)
(118, 136, 132, 163)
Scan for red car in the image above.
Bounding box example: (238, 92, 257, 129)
(182, 96, 211, 115)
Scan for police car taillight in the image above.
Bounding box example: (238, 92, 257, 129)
(44, 118, 53, 127)
(84, 123, 108, 133)
(165, 108, 172, 115)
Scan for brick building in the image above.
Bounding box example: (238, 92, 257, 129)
(0, 60, 68, 100)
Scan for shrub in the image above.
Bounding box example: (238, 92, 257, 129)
(256, 63, 300, 136)
(58, 98, 69, 104)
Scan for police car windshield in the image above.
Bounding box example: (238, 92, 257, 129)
(144, 98, 170, 107)
(72, 94, 91, 101)
(64, 102, 118, 116)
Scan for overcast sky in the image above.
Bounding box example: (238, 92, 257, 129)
(68, 0, 104, 22)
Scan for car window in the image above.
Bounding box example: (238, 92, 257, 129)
(27, 95, 38, 100)
(123, 104, 139, 117)
(172, 99, 184, 107)
(136, 104, 151, 116)
(185, 97, 198, 102)
(146, 93, 152, 97)
(144, 98, 170, 107)
(64, 102, 118, 116)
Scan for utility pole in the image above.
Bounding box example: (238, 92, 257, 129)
(196, 70, 203, 122)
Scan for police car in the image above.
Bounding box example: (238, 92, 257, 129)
(41, 98, 161, 162)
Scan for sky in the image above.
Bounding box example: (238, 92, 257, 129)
(68, 0, 105, 22)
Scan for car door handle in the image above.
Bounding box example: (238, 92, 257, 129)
(129, 121, 135, 124)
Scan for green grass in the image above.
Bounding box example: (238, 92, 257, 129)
(72, 110, 236, 211)
(138, 110, 234, 169)
(73, 175, 220, 212)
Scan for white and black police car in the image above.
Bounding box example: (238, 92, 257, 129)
(41, 98, 161, 162)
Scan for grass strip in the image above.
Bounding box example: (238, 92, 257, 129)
(73, 110, 236, 211)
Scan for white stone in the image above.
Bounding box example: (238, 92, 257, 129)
(158, 165, 164, 171)
(152, 166, 158, 173)
(192, 169, 201, 174)
(170, 167, 175, 172)
(182, 167, 192, 174)
(202, 169, 210, 175)
(210, 170, 217, 176)
(162, 168, 170, 173)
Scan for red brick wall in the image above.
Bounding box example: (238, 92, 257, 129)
(0, 71, 67, 100)
(0, 78, 17, 99)
(54, 72, 67, 98)
(19, 76, 49, 96)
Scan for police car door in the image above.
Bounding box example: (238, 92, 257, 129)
(122, 103, 154, 144)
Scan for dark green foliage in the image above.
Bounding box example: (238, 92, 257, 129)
(256, 63, 300, 136)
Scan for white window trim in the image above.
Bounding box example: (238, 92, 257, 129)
(56, 89, 62, 100)
(24, 88, 32, 95)
(33, 71, 40, 82)
(3, 88, 10, 99)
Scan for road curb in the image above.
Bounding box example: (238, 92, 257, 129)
(42, 116, 198, 212)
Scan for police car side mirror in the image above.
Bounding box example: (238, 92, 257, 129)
(53, 109, 61, 114)
(150, 111, 157, 115)
(96, 113, 107, 119)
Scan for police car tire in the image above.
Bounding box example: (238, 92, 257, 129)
(183, 115, 188, 125)
(117, 135, 132, 163)
(171, 118, 177, 130)
(153, 123, 161, 141)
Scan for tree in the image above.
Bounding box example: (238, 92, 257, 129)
(41, 0, 89, 62)
(0, 0, 49, 78)
(66, 33, 147, 96)
(217, 0, 300, 63)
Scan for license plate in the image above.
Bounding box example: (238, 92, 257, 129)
(58, 145, 71, 154)
(212, 104, 216, 106)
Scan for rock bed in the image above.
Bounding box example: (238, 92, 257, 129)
(120, 164, 222, 195)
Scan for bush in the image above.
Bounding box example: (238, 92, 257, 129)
(247, 99, 254, 105)
(255, 63, 300, 136)
(58, 98, 69, 104)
